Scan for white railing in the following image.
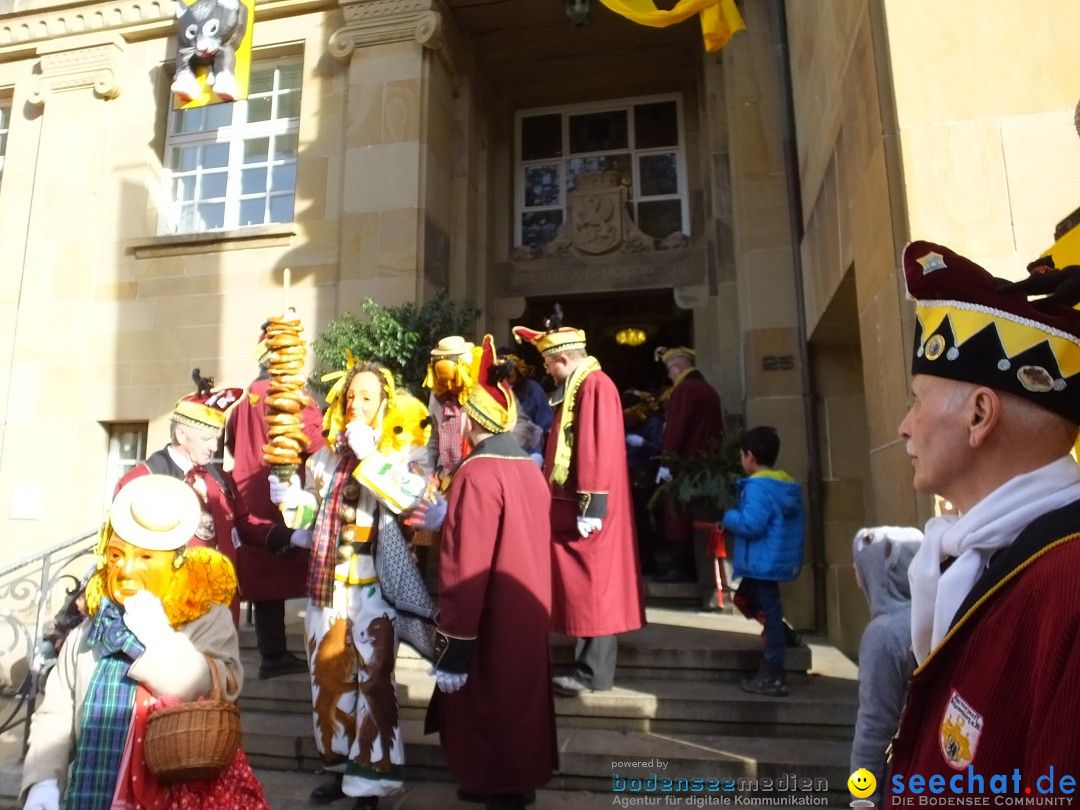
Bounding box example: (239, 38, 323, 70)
(0, 531, 98, 757)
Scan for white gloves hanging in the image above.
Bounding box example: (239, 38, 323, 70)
(432, 668, 468, 694)
(23, 779, 59, 810)
(345, 422, 377, 460)
(576, 517, 602, 538)
(655, 466, 673, 484)
(290, 529, 313, 549)
(122, 591, 171, 645)
(268, 473, 301, 507)
(625, 434, 645, 448)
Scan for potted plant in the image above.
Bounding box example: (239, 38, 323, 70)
(648, 434, 743, 521)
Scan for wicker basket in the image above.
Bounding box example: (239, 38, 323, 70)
(143, 654, 242, 783)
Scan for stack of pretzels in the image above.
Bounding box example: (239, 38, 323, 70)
(262, 314, 311, 474)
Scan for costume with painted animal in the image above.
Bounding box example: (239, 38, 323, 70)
(281, 361, 429, 800)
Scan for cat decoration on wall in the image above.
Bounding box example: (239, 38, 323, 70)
(171, 0, 249, 103)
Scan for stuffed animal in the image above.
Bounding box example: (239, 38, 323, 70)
(171, 0, 248, 102)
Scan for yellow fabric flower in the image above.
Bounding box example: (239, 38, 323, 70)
(163, 548, 237, 626)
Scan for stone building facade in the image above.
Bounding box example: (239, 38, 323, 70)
(1, 0, 1079, 652)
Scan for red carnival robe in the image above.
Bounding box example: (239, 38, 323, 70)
(225, 378, 326, 601)
(661, 369, 724, 542)
(888, 500, 1080, 797)
(545, 367, 644, 637)
(426, 433, 557, 794)
(117, 449, 287, 624)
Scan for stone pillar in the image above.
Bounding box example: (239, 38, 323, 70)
(328, 0, 462, 310)
(0, 33, 126, 544)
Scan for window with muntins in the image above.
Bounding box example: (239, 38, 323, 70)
(103, 422, 148, 508)
(514, 94, 688, 249)
(163, 58, 301, 235)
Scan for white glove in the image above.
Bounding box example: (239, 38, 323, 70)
(625, 434, 645, 448)
(268, 473, 301, 507)
(433, 669, 468, 694)
(345, 422, 377, 460)
(290, 529, 313, 549)
(404, 493, 447, 531)
(529, 452, 544, 468)
(23, 779, 59, 810)
(122, 591, 171, 644)
(576, 517, 602, 538)
(655, 465, 673, 484)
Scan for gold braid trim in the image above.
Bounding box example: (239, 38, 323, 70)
(550, 356, 602, 486)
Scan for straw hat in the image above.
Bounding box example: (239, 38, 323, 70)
(110, 475, 200, 551)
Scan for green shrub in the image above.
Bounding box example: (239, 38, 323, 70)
(309, 291, 481, 397)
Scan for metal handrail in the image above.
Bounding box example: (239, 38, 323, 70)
(0, 529, 98, 757)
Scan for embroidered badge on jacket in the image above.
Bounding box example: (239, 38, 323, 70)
(940, 690, 982, 769)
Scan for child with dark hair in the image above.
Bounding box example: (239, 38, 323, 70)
(721, 426, 805, 697)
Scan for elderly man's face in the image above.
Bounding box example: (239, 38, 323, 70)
(104, 534, 175, 605)
(898, 374, 972, 498)
(175, 424, 219, 466)
(543, 353, 571, 384)
(665, 358, 689, 382)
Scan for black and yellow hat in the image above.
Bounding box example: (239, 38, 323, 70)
(904, 240, 1080, 423)
(463, 335, 517, 434)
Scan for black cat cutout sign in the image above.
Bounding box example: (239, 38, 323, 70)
(170, 0, 254, 109)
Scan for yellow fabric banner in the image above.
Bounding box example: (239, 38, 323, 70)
(597, 0, 746, 52)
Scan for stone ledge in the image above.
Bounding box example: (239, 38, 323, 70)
(127, 223, 298, 259)
(498, 246, 707, 298)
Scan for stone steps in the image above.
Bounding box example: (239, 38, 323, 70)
(240, 666, 856, 738)
(233, 605, 857, 807)
(243, 716, 852, 805)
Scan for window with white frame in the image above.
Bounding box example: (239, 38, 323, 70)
(0, 99, 10, 190)
(514, 94, 688, 249)
(103, 422, 148, 507)
(163, 58, 301, 235)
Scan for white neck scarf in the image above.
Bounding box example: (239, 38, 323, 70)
(909, 455, 1080, 664)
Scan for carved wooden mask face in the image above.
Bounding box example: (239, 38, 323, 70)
(345, 371, 384, 427)
(104, 534, 176, 605)
(432, 358, 464, 393)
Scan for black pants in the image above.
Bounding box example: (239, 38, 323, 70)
(253, 599, 289, 660)
(571, 635, 618, 690)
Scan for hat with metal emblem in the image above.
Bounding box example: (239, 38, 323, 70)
(904, 240, 1080, 423)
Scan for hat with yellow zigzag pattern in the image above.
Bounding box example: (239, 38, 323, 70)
(904, 240, 1080, 423)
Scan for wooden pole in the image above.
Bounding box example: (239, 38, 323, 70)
(282, 267, 291, 315)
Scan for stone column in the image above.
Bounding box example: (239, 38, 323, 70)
(328, 0, 463, 310)
(0, 33, 125, 543)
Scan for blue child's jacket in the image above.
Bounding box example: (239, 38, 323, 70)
(722, 470, 805, 581)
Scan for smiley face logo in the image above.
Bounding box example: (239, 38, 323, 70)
(848, 768, 876, 798)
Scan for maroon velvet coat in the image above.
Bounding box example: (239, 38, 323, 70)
(662, 370, 724, 542)
(889, 501, 1080, 796)
(427, 433, 557, 794)
(545, 367, 644, 637)
(225, 378, 326, 602)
